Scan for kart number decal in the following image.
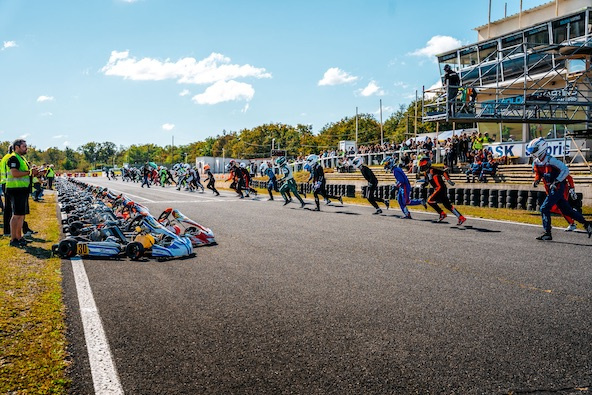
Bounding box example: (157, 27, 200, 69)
(77, 243, 89, 255)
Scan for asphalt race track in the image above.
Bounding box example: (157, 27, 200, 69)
(61, 178, 592, 394)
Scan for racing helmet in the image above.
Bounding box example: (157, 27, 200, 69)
(172, 163, 181, 171)
(352, 157, 363, 169)
(306, 154, 319, 166)
(381, 156, 394, 170)
(419, 157, 431, 171)
(275, 156, 287, 166)
(239, 162, 246, 168)
(204, 164, 210, 171)
(525, 137, 548, 160)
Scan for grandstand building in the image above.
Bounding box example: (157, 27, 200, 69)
(423, 0, 592, 165)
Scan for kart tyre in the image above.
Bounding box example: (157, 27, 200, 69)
(67, 215, 80, 225)
(125, 242, 145, 260)
(57, 239, 78, 258)
(69, 221, 84, 236)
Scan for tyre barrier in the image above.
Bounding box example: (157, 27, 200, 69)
(489, 189, 498, 208)
(463, 188, 471, 206)
(454, 188, 465, 206)
(498, 189, 507, 208)
(517, 190, 528, 210)
(255, 181, 582, 211)
(471, 188, 480, 206)
(506, 190, 518, 209)
(480, 189, 489, 207)
(447, 188, 455, 203)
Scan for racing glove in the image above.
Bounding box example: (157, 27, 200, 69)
(569, 188, 577, 201)
(549, 181, 558, 193)
(447, 180, 455, 186)
(532, 179, 540, 188)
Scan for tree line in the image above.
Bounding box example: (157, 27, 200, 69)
(6, 100, 464, 172)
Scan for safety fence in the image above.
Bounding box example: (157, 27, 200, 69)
(361, 185, 583, 212)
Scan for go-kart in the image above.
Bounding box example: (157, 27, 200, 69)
(157, 208, 216, 247)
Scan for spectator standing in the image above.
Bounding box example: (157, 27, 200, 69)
(5, 139, 38, 248)
(459, 134, 469, 163)
(0, 146, 13, 237)
(472, 132, 484, 151)
(443, 64, 460, 115)
(45, 164, 55, 189)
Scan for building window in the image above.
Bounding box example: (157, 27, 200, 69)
(525, 24, 550, 47)
(552, 12, 585, 43)
(502, 33, 524, 57)
(459, 46, 478, 69)
(478, 41, 498, 63)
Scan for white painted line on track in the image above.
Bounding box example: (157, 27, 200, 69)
(103, 188, 155, 203)
(71, 257, 124, 395)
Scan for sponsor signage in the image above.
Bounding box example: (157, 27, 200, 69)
(483, 139, 572, 158)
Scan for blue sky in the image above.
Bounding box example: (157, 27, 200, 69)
(0, 0, 549, 151)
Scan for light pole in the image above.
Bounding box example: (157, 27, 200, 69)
(184, 152, 188, 164)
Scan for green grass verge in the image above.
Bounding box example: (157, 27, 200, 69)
(0, 193, 70, 394)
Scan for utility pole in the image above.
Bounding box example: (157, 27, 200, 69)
(355, 106, 358, 149)
(379, 99, 384, 146)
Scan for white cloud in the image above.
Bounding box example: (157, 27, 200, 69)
(63, 141, 70, 147)
(2, 41, 17, 50)
(424, 79, 443, 99)
(410, 35, 462, 59)
(162, 123, 175, 131)
(40, 112, 53, 116)
(19, 133, 30, 139)
(241, 103, 250, 113)
(318, 67, 358, 86)
(37, 95, 54, 102)
(101, 51, 271, 85)
(192, 80, 254, 105)
(179, 89, 190, 96)
(53, 134, 67, 139)
(359, 81, 385, 97)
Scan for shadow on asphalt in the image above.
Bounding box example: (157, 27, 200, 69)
(454, 225, 501, 233)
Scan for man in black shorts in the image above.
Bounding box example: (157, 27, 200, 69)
(5, 139, 38, 247)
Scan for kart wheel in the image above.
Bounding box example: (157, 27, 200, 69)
(69, 221, 84, 236)
(57, 239, 77, 258)
(125, 242, 144, 260)
(66, 215, 80, 225)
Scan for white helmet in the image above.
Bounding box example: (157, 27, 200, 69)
(306, 154, 319, 166)
(239, 162, 246, 168)
(172, 163, 181, 171)
(526, 137, 548, 160)
(352, 157, 363, 169)
(184, 163, 190, 169)
(260, 162, 268, 174)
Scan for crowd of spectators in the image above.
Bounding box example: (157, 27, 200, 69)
(292, 131, 511, 183)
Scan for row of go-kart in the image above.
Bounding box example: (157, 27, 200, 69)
(52, 178, 216, 261)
